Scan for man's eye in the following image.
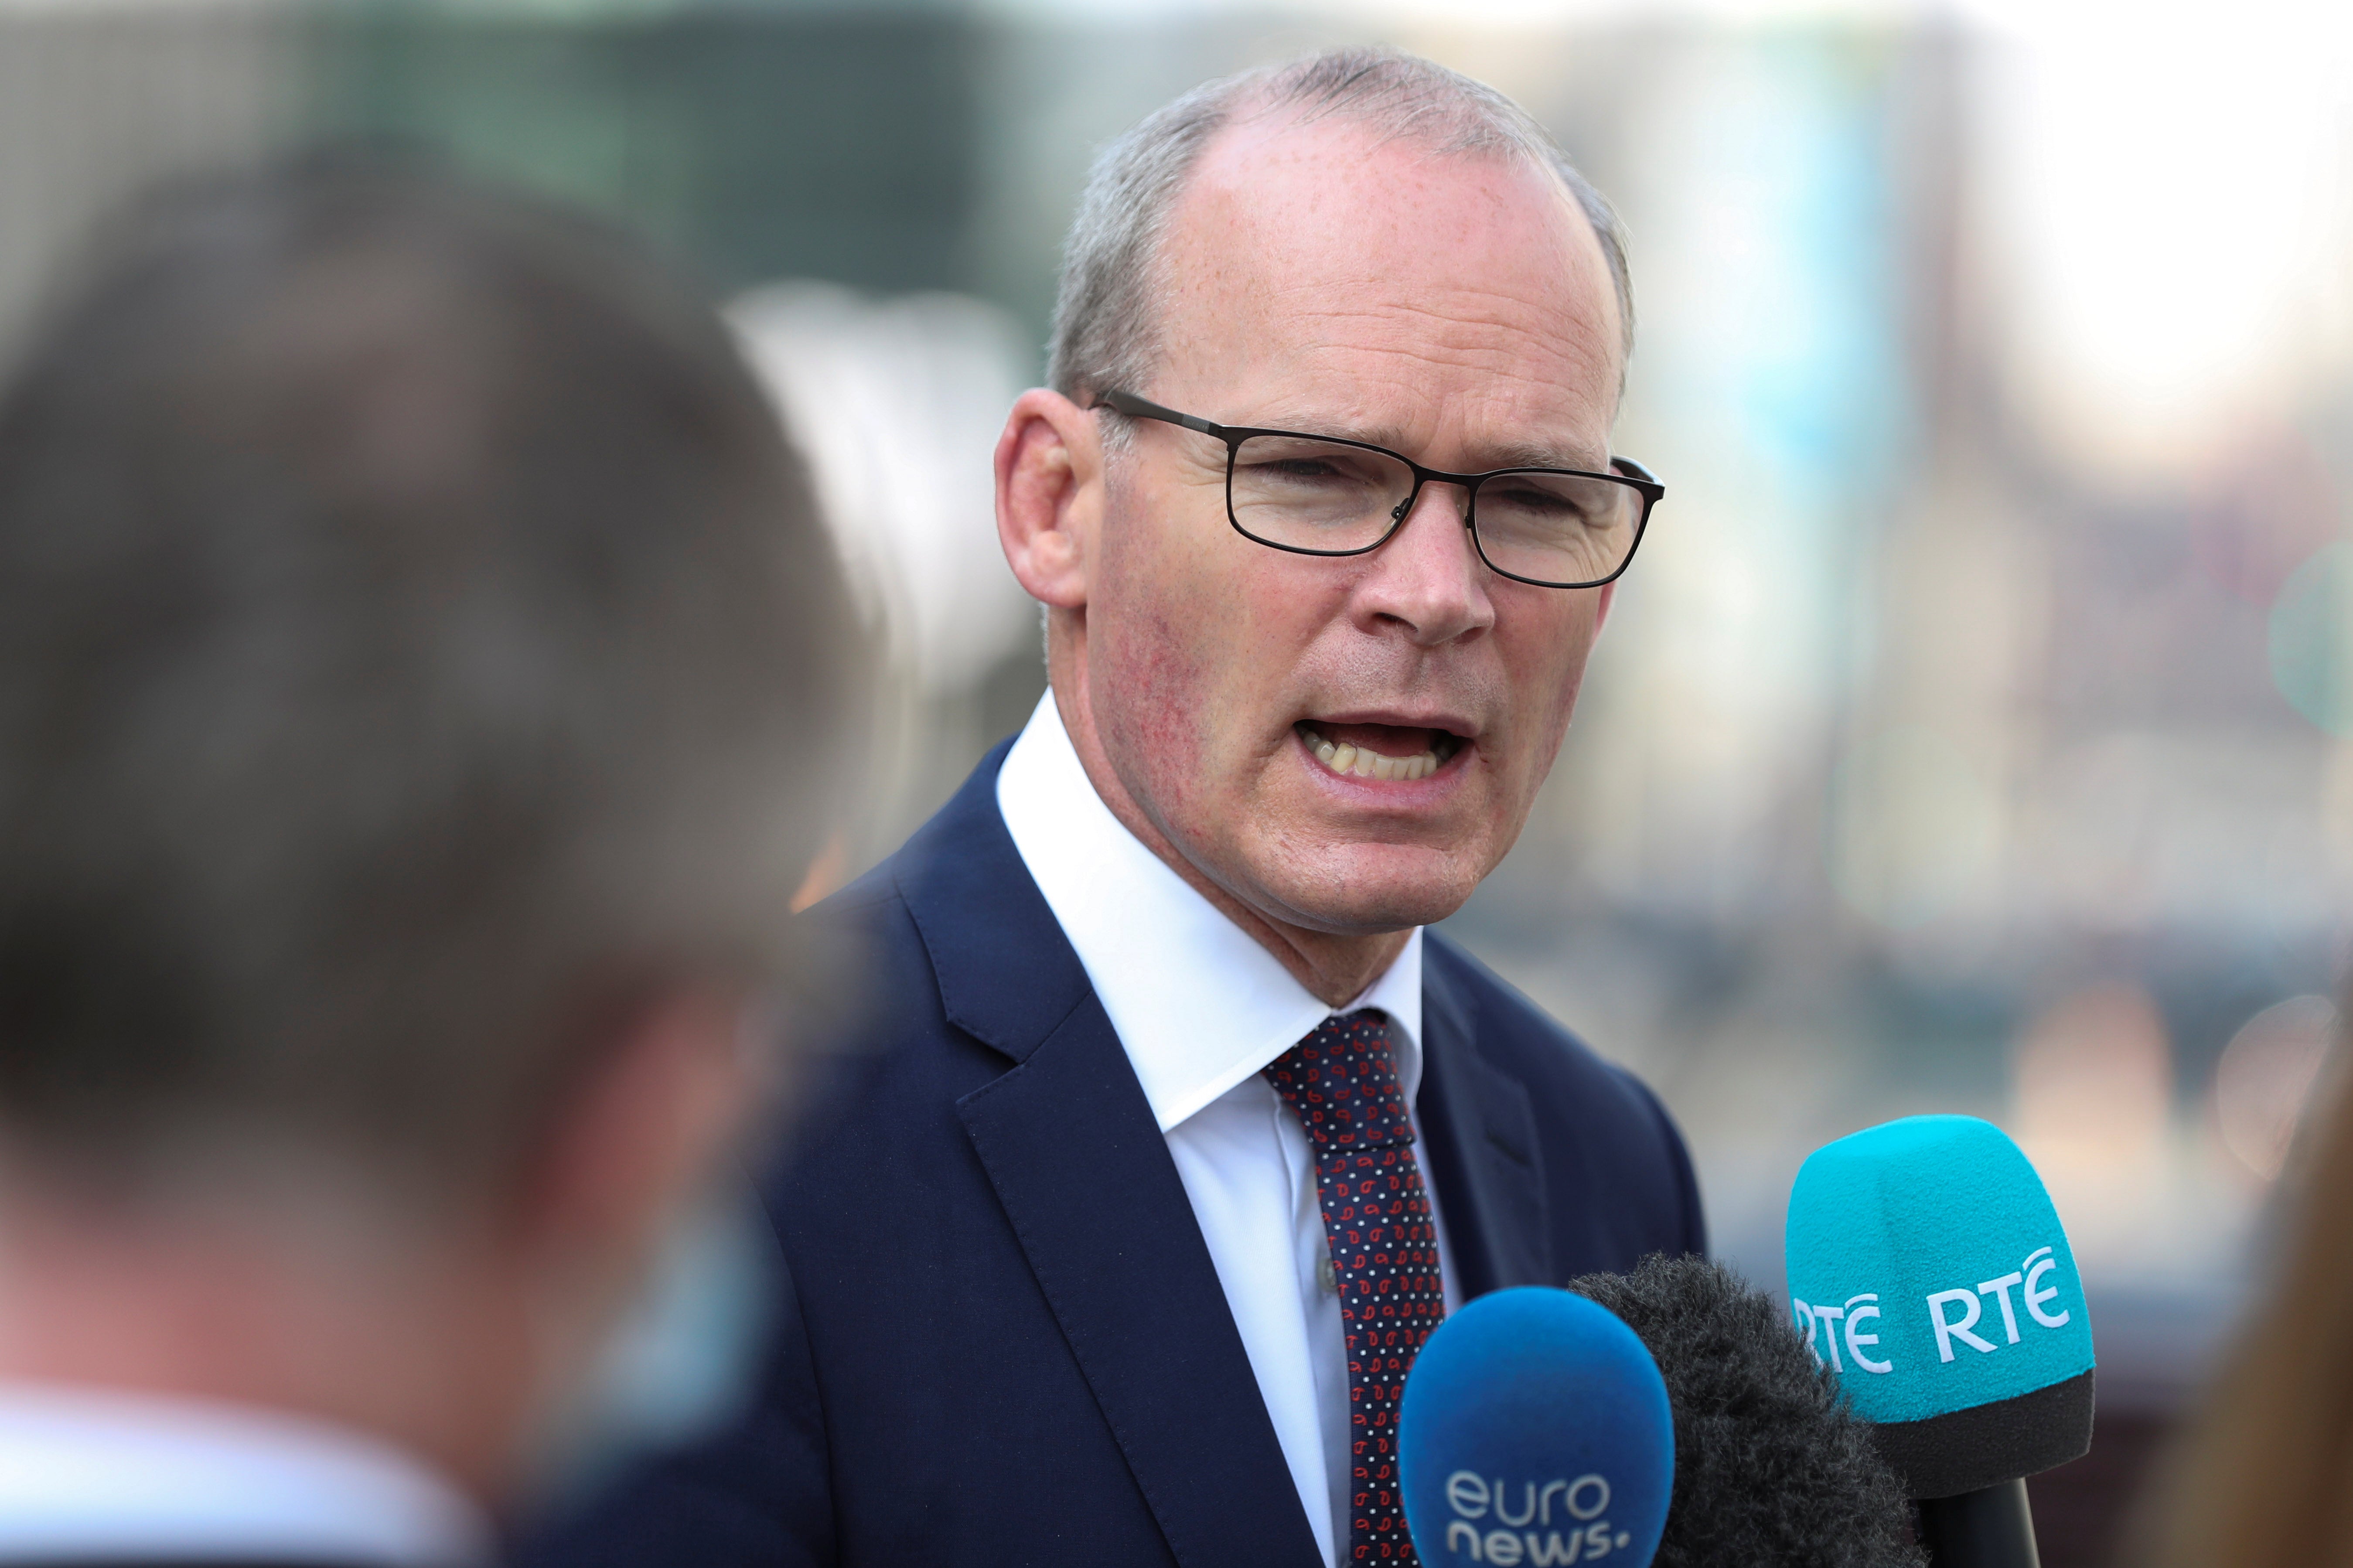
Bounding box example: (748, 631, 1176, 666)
(1491, 484, 1581, 514)
(1245, 455, 1381, 487)
(1266, 458, 1345, 480)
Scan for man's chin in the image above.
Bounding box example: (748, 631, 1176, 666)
(1246, 843, 1487, 937)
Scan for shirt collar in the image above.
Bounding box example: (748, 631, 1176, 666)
(0, 1380, 492, 1565)
(996, 690, 1424, 1133)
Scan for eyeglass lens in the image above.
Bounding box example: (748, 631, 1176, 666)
(1228, 433, 1642, 586)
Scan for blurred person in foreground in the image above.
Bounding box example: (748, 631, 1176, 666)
(528, 45, 1700, 1568)
(0, 155, 858, 1565)
(2128, 1050, 2353, 1568)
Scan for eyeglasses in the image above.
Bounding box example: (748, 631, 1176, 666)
(1094, 389, 1662, 590)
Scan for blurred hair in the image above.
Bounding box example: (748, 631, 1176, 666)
(2128, 1037, 2353, 1567)
(0, 153, 862, 1203)
(1046, 45, 1634, 429)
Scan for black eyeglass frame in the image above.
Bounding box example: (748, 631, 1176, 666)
(1095, 388, 1663, 590)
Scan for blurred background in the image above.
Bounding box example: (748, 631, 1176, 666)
(9, 0, 2349, 1558)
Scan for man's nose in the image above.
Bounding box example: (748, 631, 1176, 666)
(1353, 481, 1496, 645)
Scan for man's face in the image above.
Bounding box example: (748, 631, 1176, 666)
(1080, 115, 1626, 937)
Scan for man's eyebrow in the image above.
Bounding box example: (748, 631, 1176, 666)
(1268, 416, 1603, 474)
(1479, 440, 1606, 472)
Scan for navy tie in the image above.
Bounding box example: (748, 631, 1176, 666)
(1265, 1009, 1445, 1565)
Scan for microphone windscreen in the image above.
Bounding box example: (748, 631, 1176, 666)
(1784, 1114, 2096, 1498)
(1569, 1255, 1924, 1568)
(1400, 1287, 1674, 1567)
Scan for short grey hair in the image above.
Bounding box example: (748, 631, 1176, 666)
(1047, 46, 1635, 414)
(0, 156, 863, 1202)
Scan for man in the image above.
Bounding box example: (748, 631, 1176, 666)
(0, 157, 857, 1564)
(528, 44, 1702, 1568)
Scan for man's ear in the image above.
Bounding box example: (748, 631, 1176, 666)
(512, 985, 754, 1290)
(996, 388, 1101, 611)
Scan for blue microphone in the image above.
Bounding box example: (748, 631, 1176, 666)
(1785, 1115, 2096, 1566)
(1399, 1287, 1674, 1567)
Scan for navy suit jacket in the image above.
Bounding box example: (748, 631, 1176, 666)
(521, 743, 1703, 1568)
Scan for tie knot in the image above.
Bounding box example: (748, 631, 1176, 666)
(1262, 1009, 1414, 1154)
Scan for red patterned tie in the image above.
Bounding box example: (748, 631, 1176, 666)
(1264, 1009, 1444, 1565)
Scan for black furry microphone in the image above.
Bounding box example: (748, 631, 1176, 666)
(1569, 1254, 1924, 1568)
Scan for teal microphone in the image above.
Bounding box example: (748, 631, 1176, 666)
(1785, 1116, 2094, 1566)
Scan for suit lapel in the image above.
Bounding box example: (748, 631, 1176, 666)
(1417, 939, 1553, 1296)
(895, 748, 1323, 1568)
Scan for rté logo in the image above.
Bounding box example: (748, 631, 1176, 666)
(1792, 1244, 2074, 1374)
(1438, 1471, 1630, 1565)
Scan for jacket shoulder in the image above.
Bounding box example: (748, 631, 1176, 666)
(1424, 931, 1706, 1259)
(1422, 934, 1648, 1105)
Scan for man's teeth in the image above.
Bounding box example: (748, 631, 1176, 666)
(1300, 726, 1451, 782)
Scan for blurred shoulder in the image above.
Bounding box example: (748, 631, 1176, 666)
(756, 851, 973, 1173)
(795, 851, 934, 1036)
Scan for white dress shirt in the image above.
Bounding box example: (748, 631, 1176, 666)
(0, 1381, 491, 1565)
(997, 691, 1460, 1568)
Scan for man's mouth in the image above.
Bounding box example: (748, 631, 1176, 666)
(1295, 721, 1466, 783)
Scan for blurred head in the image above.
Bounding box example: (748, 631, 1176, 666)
(2132, 1040, 2353, 1568)
(0, 154, 859, 1495)
(999, 49, 1633, 957)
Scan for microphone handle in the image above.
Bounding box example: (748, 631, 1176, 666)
(1917, 1478, 2040, 1568)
